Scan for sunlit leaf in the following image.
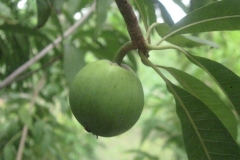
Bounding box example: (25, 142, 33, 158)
(167, 81, 240, 160)
(166, 0, 240, 37)
(155, 23, 218, 48)
(186, 53, 240, 119)
(160, 66, 237, 139)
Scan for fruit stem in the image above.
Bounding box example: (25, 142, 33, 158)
(145, 22, 160, 41)
(145, 43, 184, 51)
(113, 41, 135, 65)
(138, 50, 181, 108)
(138, 51, 169, 83)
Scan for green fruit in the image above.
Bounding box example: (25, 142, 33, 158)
(69, 59, 144, 137)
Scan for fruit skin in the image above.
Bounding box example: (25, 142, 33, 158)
(69, 59, 144, 137)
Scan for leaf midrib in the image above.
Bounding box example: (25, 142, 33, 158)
(167, 83, 212, 160)
(165, 15, 240, 40)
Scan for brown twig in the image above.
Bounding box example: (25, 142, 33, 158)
(0, 1, 96, 90)
(16, 75, 46, 160)
(114, 0, 148, 56)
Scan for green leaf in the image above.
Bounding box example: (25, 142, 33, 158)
(166, 0, 240, 37)
(155, 1, 174, 26)
(0, 36, 10, 64)
(63, 45, 85, 85)
(19, 106, 32, 128)
(95, 0, 113, 36)
(186, 53, 240, 119)
(0, 1, 11, 19)
(172, 0, 188, 13)
(133, 0, 156, 29)
(189, 0, 210, 12)
(126, 149, 158, 160)
(32, 120, 45, 143)
(4, 34, 30, 74)
(167, 82, 240, 160)
(155, 23, 218, 48)
(126, 52, 138, 72)
(160, 66, 237, 139)
(36, 0, 52, 28)
(73, 28, 129, 60)
(0, 24, 54, 54)
(133, 0, 148, 29)
(140, 119, 158, 145)
(145, 0, 157, 28)
(3, 145, 16, 160)
(0, 24, 49, 37)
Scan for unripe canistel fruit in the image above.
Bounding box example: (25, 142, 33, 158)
(69, 60, 144, 137)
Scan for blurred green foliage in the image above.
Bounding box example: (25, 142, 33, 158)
(0, 0, 240, 160)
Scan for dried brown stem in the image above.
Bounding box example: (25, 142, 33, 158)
(114, 0, 148, 56)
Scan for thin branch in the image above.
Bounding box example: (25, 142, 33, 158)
(0, 1, 96, 90)
(114, 0, 148, 56)
(15, 126, 28, 160)
(16, 75, 46, 160)
(15, 55, 62, 82)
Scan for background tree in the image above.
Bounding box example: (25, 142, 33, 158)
(0, 0, 240, 160)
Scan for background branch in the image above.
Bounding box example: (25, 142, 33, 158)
(15, 55, 62, 83)
(16, 75, 46, 160)
(0, 1, 96, 90)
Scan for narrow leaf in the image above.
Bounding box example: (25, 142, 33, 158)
(155, 23, 218, 48)
(172, 0, 188, 13)
(95, 0, 113, 36)
(126, 53, 138, 72)
(36, 0, 52, 28)
(133, 0, 156, 30)
(133, 0, 150, 29)
(19, 107, 32, 128)
(0, 24, 49, 37)
(186, 53, 240, 118)
(125, 149, 158, 160)
(189, 0, 210, 12)
(160, 66, 237, 139)
(4, 145, 16, 160)
(167, 82, 240, 160)
(166, 0, 240, 37)
(63, 45, 85, 85)
(145, 0, 157, 28)
(155, 1, 174, 26)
